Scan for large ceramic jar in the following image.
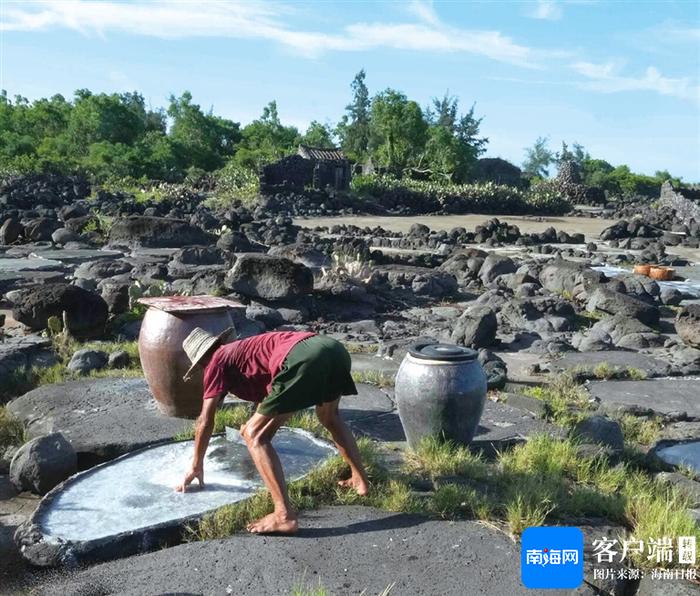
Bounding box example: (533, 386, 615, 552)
(394, 343, 488, 449)
(137, 296, 243, 418)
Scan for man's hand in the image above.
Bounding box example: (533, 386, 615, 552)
(175, 393, 221, 493)
(175, 464, 204, 492)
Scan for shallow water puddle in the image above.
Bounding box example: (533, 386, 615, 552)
(38, 428, 335, 543)
(655, 441, 700, 475)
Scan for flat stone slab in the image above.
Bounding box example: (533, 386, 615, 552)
(0, 335, 54, 383)
(17, 429, 335, 567)
(0, 270, 67, 293)
(350, 353, 400, 375)
(29, 249, 124, 264)
(495, 351, 543, 384)
(7, 378, 192, 468)
(472, 400, 565, 455)
(339, 383, 394, 422)
(588, 378, 700, 419)
(225, 383, 394, 424)
(0, 334, 52, 358)
(549, 351, 672, 378)
(128, 248, 180, 260)
(0, 257, 64, 272)
(36, 506, 544, 596)
(348, 398, 564, 453)
(349, 411, 407, 442)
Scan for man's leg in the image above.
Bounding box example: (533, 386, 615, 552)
(316, 398, 369, 496)
(240, 411, 296, 534)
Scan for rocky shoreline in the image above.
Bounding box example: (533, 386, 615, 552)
(2, 173, 700, 595)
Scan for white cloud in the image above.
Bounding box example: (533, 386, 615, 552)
(527, 1, 563, 21)
(406, 0, 441, 27)
(571, 61, 700, 103)
(0, 0, 540, 67)
(649, 22, 700, 44)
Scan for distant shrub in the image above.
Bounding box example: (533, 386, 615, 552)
(209, 161, 260, 207)
(350, 174, 570, 215)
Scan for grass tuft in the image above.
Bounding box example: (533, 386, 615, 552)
(499, 434, 583, 479)
(291, 578, 331, 596)
(343, 342, 379, 354)
(192, 490, 274, 539)
(618, 414, 662, 446)
(623, 472, 699, 568)
(591, 362, 648, 381)
(287, 410, 331, 439)
(523, 374, 592, 429)
(429, 483, 492, 520)
(504, 495, 552, 535)
(351, 369, 395, 388)
(0, 407, 25, 450)
(593, 361, 617, 380)
(404, 435, 487, 480)
(627, 367, 648, 381)
(373, 479, 418, 513)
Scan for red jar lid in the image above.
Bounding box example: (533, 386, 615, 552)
(138, 295, 243, 313)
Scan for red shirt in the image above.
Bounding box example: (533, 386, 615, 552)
(202, 331, 316, 402)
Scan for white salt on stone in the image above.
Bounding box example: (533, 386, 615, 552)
(38, 428, 334, 543)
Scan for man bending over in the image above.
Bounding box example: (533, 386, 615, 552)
(176, 328, 369, 535)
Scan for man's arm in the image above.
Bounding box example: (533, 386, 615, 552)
(176, 393, 223, 492)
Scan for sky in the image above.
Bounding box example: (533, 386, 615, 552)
(1, 0, 699, 180)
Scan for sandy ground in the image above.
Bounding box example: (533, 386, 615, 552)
(294, 214, 610, 240)
(295, 214, 700, 266)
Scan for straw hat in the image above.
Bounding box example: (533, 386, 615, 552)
(182, 326, 235, 381)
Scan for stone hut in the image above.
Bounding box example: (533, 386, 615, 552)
(261, 145, 351, 191)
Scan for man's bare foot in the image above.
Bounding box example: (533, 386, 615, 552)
(338, 474, 369, 496)
(246, 512, 298, 535)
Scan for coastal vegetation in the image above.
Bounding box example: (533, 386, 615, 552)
(1, 70, 684, 205)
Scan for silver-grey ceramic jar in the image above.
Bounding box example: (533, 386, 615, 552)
(394, 343, 488, 449)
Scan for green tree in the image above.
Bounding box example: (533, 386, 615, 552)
(0, 92, 73, 172)
(135, 131, 179, 180)
(233, 101, 299, 170)
(556, 141, 588, 169)
(423, 93, 488, 182)
(336, 69, 371, 161)
(168, 91, 240, 171)
(654, 170, 683, 186)
(67, 90, 148, 152)
(301, 121, 335, 148)
(523, 137, 555, 178)
(581, 158, 615, 191)
(82, 141, 137, 180)
(369, 89, 428, 175)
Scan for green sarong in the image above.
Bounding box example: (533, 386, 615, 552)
(257, 335, 357, 417)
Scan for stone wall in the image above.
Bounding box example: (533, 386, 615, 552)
(659, 181, 700, 225)
(261, 155, 315, 188)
